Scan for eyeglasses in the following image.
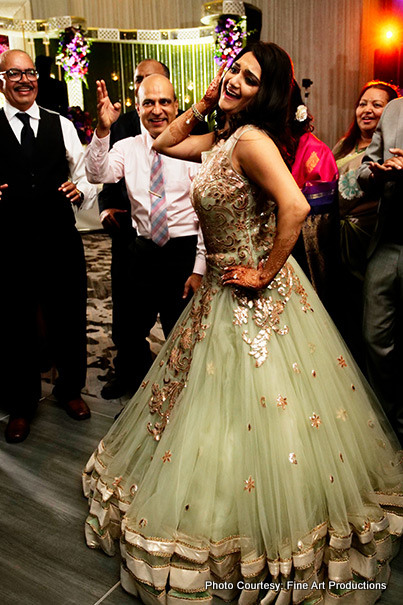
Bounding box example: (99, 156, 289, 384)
(0, 69, 39, 82)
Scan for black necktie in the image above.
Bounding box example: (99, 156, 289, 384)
(16, 112, 35, 158)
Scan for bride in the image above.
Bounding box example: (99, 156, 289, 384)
(83, 42, 403, 604)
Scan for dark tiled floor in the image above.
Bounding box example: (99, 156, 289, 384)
(0, 382, 401, 604)
(0, 383, 138, 605)
(0, 232, 161, 604)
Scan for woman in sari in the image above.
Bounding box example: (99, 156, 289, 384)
(333, 81, 400, 365)
(289, 80, 339, 314)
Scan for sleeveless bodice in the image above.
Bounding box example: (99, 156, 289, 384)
(191, 127, 277, 274)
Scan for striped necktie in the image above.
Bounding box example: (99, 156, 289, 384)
(149, 151, 169, 247)
(16, 112, 35, 159)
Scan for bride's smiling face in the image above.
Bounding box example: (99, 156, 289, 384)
(219, 52, 261, 115)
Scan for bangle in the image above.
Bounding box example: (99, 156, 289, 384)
(191, 104, 205, 122)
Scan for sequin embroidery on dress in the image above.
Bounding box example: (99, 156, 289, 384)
(191, 126, 313, 367)
(83, 125, 403, 605)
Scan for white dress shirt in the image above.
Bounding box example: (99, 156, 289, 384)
(85, 129, 206, 275)
(3, 99, 97, 210)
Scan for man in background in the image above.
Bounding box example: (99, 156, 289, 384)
(98, 59, 169, 400)
(86, 73, 205, 396)
(35, 54, 69, 116)
(358, 96, 403, 445)
(98, 59, 207, 399)
(0, 49, 97, 443)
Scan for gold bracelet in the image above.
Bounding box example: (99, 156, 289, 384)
(185, 104, 205, 125)
(191, 103, 205, 122)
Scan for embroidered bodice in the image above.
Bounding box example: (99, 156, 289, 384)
(191, 127, 277, 274)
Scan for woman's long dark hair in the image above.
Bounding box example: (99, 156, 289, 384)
(333, 80, 400, 160)
(215, 41, 294, 165)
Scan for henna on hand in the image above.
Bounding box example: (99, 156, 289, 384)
(222, 264, 269, 290)
(161, 65, 226, 147)
(264, 228, 301, 278)
(202, 63, 227, 110)
(152, 64, 227, 153)
(222, 228, 301, 291)
(167, 113, 195, 146)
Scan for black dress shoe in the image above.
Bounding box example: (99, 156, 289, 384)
(64, 398, 91, 420)
(101, 377, 130, 400)
(5, 417, 31, 443)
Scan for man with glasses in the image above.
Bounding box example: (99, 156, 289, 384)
(0, 49, 97, 443)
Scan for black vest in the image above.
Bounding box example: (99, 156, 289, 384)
(0, 107, 74, 233)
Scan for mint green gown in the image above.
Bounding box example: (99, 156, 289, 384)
(83, 127, 403, 605)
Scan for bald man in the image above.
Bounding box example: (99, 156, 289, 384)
(86, 75, 205, 397)
(97, 60, 169, 399)
(0, 49, 97, 442)
(97, 60, 208, 399)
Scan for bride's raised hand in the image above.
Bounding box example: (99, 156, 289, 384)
(152, 61, 227, 159)
(95, 79, 121, 136)
(201, 62, 227, 112)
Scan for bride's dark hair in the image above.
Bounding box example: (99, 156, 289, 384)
(215, 41, 294, 164)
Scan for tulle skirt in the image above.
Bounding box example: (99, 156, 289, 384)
(83, 258, 403, 604)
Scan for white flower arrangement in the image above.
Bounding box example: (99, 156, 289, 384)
(295, 104, 308, 122)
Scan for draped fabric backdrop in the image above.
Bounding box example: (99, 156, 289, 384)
(28, 0, 383, 146)
(1, 0, 32, 19)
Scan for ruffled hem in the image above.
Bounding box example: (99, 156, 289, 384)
(118, 562, 393, 604)
(84, 513, 401, 604)
(83, 448, 403, 605)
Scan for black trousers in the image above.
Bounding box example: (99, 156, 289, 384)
(109, 225, 137, 378)
(116, 235, 198, 388)
(2, 227, 87, 416)
(363, 243, 403, 444)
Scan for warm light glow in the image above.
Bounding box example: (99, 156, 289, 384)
(111, 72, 119, 81)
(125, 98, 132, 107)
(379, 20, 401, 45)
